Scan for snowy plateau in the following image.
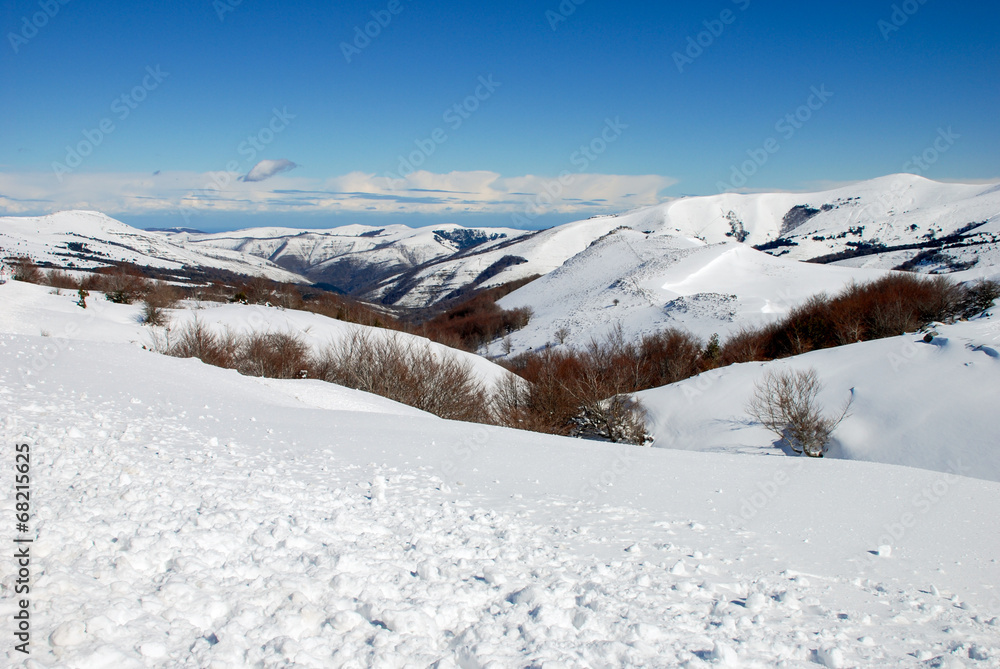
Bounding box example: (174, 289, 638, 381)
(0, 173, 999, 667)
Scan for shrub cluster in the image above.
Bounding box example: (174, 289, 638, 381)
(163, 320, 492, 423)
(718, 274, 990, 364)
(419, 278, 538, 351)
(7, 256, 42, 283)
(496, 325, 670, 444)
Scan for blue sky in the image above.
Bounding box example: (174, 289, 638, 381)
(1, 0, 998, 231)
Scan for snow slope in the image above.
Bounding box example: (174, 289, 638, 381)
(0, 280, 513, 391)
(166, 223, 528, 300)
(4, 175, 998, 311)
(637, 309, 1000, 483)
(361, 174, 1000, 308)
(617, 174, 1000, 268)
(3, 327, 1000, 666)
(0, 210, 305, 283)
(493, 231, 895, 353)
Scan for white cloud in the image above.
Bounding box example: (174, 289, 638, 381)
(0, 169, 678, 222)
(241, 159, 298, 182)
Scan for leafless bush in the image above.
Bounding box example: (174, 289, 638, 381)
(141, 281, 181, 326)
(167, 319, 234, 368)
(314, 331, 491, 422)
(746, 367, 852, 457)
(957, 279, 1000, 318)
(234, 331, 311, 379)
(99, 268, 150, 304)
(46, 269, 78, 289)
(9, 257, 42, 283)
(572, 394, 650, 445)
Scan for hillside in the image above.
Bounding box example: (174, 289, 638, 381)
(493, 232, 894, 352)
(0, 210, 303, 283)
(3, 175, 997, 313)
(637, 308, 1000, 483)
(2, 299, 999, 666)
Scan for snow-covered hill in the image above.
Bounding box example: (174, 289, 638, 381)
(0, 210, 305, 283)
(166, 223, 528, 300)
(492, 232, 896, 352)
(0, 280, 513, 392)
(340, 174, 1000, 308)
(2, 300, 999, 666)
(362, 174, 1000, 308)
(637, 309, 1000, 483)
(3, 175, 998, 312)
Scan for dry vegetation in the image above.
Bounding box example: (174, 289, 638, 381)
(746, 367, 853, 457)
(496, 273, 998, 442)
(6, 255, 998, 446)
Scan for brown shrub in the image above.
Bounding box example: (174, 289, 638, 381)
(141, 281, 181, 326)
(421, 279, 537, 351)
(167, 319, 234, 368)
(46, 269, 78, 289)
(8, 257, 42, 283)
(97, 267, 150, 304)
(315, 331, 490, 422)
(234, 331, 311, 379)
(639, 328, 706, 386)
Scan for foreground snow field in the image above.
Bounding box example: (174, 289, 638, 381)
(2, 306, 1000, 665)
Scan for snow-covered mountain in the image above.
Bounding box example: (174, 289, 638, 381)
(4, 175, 998, 313)
(492, 234, 893, 351)
(486, 175, 1000, 352)
(0, 210, 304, 283)
(164, 223, 529, 300)
(190, 173, 999, 308)
(2, 276, 1000, 666)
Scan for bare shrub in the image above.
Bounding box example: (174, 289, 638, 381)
(639, 328, 705, 385)
(46, 269, 78, 289)
(315, 331, 490, 422)
(957, 279, 1000, 318)
(9, 257, 42, 283)
(99, 267, 149, 304)
(234, 331, 311, 379)
(498, 325, 651, 443)
(141, 281, 181, 326)
(746, 367, 852, 457)
(167, 319, 234, 368)
(572, 394, 650, 445)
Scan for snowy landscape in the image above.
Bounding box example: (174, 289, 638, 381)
(2, 172, 1000, 666)
(4, 2, 1000, 664)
